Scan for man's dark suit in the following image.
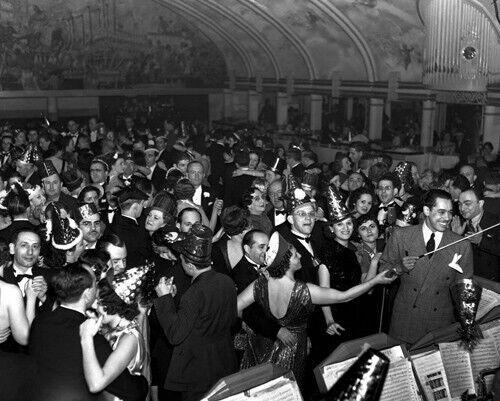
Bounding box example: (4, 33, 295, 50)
(153, 269, 238, 398)
(231, 257, 281, 340)
(109, 214, 151, 266)
(150, 165, 167, 193)
(198, 184, 217, 217)
(381, 224, 473, 345)
(29, 306, 112, 401)
(470, 211, 500, 282)
(266, 207, 287, 227)
(224, 175, 255, 207)
(206, 142, 226, 189)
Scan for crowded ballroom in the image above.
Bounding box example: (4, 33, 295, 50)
(1, 1, 500, 401)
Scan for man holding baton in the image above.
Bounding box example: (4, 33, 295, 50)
(380, 189, 473, 346)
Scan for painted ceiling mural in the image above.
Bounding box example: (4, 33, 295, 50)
(0, 0, 431, 90)
(0, 0, 228, 90)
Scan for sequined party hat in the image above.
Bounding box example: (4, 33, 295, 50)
(450, 278, 483, 351)
(170, 222, 213, 267)
(326, 184, 352, 223)
(111, 262, 154, 304)
(50, 203, 83, 250)
(283, 174, 315, 213)
(326, 348, 389, 401)
(394, 162, 414, 191)
(18, 144, 43, 165)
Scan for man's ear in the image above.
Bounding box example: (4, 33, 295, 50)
(287, 215, 293, 225)
(243, 244, 250, 255)
(423, 205, 431, 217)
(9, 243, 15, 255)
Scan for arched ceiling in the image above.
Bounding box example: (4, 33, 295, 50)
(159, 0, 426, 82)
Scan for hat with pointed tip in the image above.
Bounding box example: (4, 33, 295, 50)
(50, 203, 83, 250)
(110, 262, 154, 305)
(170, 222, 212, 267)
(18, 144, 43, 165)
(326, 184, 352, 223)
(40, 160, 59, 180)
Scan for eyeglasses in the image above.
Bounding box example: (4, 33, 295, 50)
(294, 211, 315, 219)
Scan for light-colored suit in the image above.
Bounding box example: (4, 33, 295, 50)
(380, 224, 473, 345)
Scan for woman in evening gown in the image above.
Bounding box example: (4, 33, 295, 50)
(237, 232, 396, 387)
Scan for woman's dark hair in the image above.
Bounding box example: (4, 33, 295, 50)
(355, 213, 379, 234)
(220, 206, 249, 236)
(267, 248, 292, 278)
(4, 183, 30, 216)
(52, 263, 94, 303)
(132, 176, 152, 195)
(174, 178, 195, 200)
(77, 186, 100, 203)
(97, 278, 139, 321)
(348, 187, 374, 211)
(79, 249, 110, 278)
(241, 187, 260, 208)
(164, 169, 184, 192)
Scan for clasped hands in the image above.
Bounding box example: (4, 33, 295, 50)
(25, 276, 48, 302)
(155, 276, 177, 297)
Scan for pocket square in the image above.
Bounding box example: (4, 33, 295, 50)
(448, 253, 463, 273)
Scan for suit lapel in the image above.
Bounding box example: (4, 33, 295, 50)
(420, 230, 455, 293)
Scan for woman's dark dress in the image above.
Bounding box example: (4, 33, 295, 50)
(242, 275, 314, 387)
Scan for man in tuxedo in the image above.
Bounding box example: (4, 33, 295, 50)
(205, 131, 226, 190)
(376, 172, 402, 237)
(1, 230, 53, 314)
(40, 160, 79, 215)
(97, 233, 128, 274)
(274, 187, 322, 285)
(109, 188, 151, 267)
(231, 230, 295, 349)
(266, 179, 287, 227)
(455, 188, 500, 282)
(176, 208, 202, 233)
(224, 151, 256, 207)
(154, 224, 237, 401)
(286, 147, 305, 182)
(29, 263, 111, 401)
(380, 189, 473, 345)
(145, 147, 167, 193)
(187, 161, 216, 216)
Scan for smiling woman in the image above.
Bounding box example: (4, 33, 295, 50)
(243, 187, 273, 235)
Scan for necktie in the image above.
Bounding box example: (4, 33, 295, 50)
(466, 220, 476, 233)
(292, 233, 310, 243)
(426, 233, 435, 256)
(275, 209, 287, 216)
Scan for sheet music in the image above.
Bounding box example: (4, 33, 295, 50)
(438, 342, 475, 398)
(379, 359, 420, 401)
(483, 324, 500, 354)
(470, 337, 500, 393)
(476, 288, 500, 320)
(380, 345, 406, 363)
(322, 356, 357, 391)
(218, 377, 303, 401)
(412, 350, 452, 401)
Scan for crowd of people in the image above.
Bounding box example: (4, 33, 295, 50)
(0, 115, 499, 401)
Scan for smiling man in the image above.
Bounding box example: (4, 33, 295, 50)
(380, 189, 473, 345)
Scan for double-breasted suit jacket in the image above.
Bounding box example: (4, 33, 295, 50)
(380, 224, 473, 345)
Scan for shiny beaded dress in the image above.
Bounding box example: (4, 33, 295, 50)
(242, 275, 314, 386)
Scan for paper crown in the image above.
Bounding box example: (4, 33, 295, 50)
(170, 223, 213, 267)
(18, 144, 43, 165)
(74, 203, 99, 223)
(49, 203, 83, 250)
(61, 169, 84, 192)
(40, 160, 59, 179)
(326, 184, 352, 223)
(326, 348, 389, 401)
(301, 171, 319, 191)
(110, 262, 154, 305)
(265, 231, 292, 272)
(394, 161, 415, 190)
(267, 157, 287, 176)
(92, 154, 111, 170)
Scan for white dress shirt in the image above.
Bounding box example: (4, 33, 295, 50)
(422, 221, 443, 251)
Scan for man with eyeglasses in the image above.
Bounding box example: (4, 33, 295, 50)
(274, 187, 322, 285)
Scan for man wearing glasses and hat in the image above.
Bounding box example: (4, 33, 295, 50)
(154, 223, 238, 401)
(74, 203, 103, 250)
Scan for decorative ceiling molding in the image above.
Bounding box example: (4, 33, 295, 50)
(156, 0, 254, 77)
(200, 0, 282, 78)
(311, 0, 378, 82)
(235, 0, 317, 80)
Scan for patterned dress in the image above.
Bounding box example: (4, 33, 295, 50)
(242, 275, 314, 386)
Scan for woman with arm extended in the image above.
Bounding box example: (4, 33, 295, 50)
(236, 231, 395, 390)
